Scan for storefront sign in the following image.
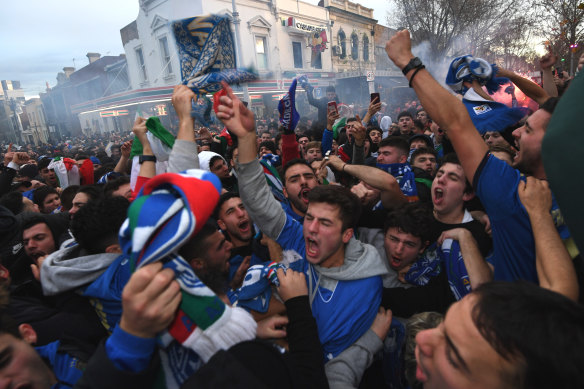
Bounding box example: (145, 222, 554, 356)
(283, 17, 326, 33)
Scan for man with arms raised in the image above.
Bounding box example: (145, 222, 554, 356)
(385, 30, 572, 284)
(216, 83, 387, 366)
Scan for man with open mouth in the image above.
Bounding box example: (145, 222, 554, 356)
(215, 192, 272, 285)
(216, 83, 388, 374)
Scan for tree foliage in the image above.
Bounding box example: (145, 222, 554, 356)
(386, 0, 534, 67)
(535, 0, 584, 73)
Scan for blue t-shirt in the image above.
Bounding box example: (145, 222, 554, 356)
(276, 214, 382, 361)
(475, 153, 570, 282)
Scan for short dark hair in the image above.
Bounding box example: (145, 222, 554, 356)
(307, 185, 361, 231)
(540, 97, 558, 116)
(103, 176, 130, 198)
(60, 185, 80, 211)
(77, 185, 102, 201)
(213, 192, 241, 220)
(326, 86, 336, 93)
(178, 220, 219, 260)
(471, 281, 584, 389)
(379, 137, 409, 156)
(282, 158, 313, 184)
(258, 140, 277, 154)
(384, 202, 435, 243)
(397, 111, 414, 120)
(32, 186, 58, 209)
(70, 197, 130, 254)
(441, 153, 472, 194)
(37, 157, 52, 171)
(411, 147, 437, 164)
(209, 155, 225, 169)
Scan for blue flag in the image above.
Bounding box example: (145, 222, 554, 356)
(278, 78, 300, 132)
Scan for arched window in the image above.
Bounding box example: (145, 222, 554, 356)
(338, 29, 346, 59)
(363, 35, 369, 61)
(351, 33, 359, 60)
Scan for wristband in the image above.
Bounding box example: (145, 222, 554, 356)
(138, 155, 157, 164)
(409, 66, 425, 88)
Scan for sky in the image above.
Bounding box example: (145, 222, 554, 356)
(0, 1, 140, 98)
(1, 0, 391, 99)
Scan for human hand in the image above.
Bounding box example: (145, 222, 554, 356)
(368, 98, 382, 116)
(172, 85, 196, 122)
(539, 51, 558, 70)
(370, 307, 392, 341)
(120, 140, 132, 159)
(256, 314, 289, 339)
(197, 127, 212, 140)
(216, 81, 256, 138)
(324, 154, 344, 171)
(30, 255, 48, 282)
(327, 109, 340, 129)
(132, 117, 148, 140)
(229, 256, 251, 290)
(437, 228, 472, 245)
(518, 176, 552, 217)
(352, 115, 367, 146)
(276, 268, 307, 302)
(3, 143, 13, 165)
(385, 30, 415, 70)
(578, 52, 584, 73)
(120, 262, 181, 338)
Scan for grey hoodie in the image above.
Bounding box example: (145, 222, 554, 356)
(40, 245, 120, 296)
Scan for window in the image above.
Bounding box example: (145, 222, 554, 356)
(311, 50, 322, 69)
(363, 35, 369, 61)
(338, 30, 346, 59)
(255, 36, 268, 69)
(135, 47, 147, 82)
(159, 36, 173, 75)
(351, 33, 359, 60)
(292, 42, 303, 68)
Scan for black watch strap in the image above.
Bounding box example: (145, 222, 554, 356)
(402, 57, 423, 75)
(139, 155, 157, 164)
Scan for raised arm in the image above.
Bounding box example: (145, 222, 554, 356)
(438, 228, 493, 290)
(168, 85, 199, 172)
(325, 154, 406, 208)
(216, 82, 287, 239)
(497, 67, 550, 106)
(539, 51, 559, 98)
(385, 30, 488, 184)
(518, 177, 578, 301)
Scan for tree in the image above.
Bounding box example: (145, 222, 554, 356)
(387, 0, 534, 66)
(535, 0, 584, 74)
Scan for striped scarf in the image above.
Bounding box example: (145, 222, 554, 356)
(118, 169, 256, 388)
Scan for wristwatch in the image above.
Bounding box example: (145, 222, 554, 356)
(401, 57, 423, 75)
(138, 155, 157, 164)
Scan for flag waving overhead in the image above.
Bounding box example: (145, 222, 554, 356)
(278, 78, 300, 132)
(172, 14, 258, 126)
(172, 15, 257, 96)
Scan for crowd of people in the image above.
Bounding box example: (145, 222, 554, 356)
(1, 30, 583, 389)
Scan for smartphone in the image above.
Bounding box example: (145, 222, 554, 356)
(370, 92, 380, 103)
(327, 101, 338, 116)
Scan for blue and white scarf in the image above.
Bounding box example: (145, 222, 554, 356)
(376, 162, 418, 201)
(172, 15, 258, 125)
(278, 78, 300, 132)
(405, 241, 471, 300)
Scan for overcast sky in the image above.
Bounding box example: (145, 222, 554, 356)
(1, 0, 391, 99)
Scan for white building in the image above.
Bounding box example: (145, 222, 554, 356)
(72, 0, 379, 133)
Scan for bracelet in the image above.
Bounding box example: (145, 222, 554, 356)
(408, 65, 425, 88)
(342, 163, 347, 172)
